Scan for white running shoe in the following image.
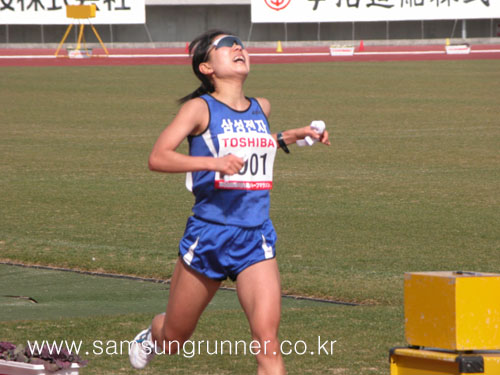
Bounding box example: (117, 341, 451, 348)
(129, 326, 155, 369)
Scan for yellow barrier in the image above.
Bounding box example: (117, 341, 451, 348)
(390, 271, 500, 374)
(390, 347, 500, 375)
(404, 271, 500, 351)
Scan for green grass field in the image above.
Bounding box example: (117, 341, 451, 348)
(1, 60, 499, 374)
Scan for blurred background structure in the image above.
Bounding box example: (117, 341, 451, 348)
(0, 0, 499, 46)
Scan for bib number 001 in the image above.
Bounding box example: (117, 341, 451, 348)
(238, 153, 267, 176)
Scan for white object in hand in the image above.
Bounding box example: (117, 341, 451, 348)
(297, 120, 326, 147)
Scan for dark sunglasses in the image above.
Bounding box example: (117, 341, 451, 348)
(212, 35, 245, 50)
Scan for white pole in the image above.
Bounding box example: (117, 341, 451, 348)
(109, 24, 114, 45)
(246, 23, 253, 44)
(144, 23, 153, 44)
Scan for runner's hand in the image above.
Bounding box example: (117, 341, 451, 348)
(215, 154, 245, 176)
(297, 126, 331, 146)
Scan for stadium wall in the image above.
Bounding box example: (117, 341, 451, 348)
(1, 4, 499, 46)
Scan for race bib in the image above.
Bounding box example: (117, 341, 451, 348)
(215, 132, 276, 190)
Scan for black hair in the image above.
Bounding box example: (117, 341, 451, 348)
(178, 29, 234, 104)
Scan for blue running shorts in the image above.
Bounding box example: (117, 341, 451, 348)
(178, 216, 277, 281)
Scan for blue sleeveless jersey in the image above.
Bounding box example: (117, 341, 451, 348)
(186, 94, 277, 227)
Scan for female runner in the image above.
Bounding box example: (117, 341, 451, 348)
(129, 29, 330, 375)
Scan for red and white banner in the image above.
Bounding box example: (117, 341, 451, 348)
(0, 0, 145, 24)
(252, 0, 500, 23)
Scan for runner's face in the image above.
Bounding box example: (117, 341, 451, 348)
(207, 34, 250, 76)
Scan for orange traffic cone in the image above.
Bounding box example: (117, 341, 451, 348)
(358, 40, 365, 52)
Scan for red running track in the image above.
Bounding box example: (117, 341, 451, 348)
(0, 44, 499, 66)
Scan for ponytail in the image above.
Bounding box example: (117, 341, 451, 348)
(178, 80, 214, 104)
(178, 29, 233, 104)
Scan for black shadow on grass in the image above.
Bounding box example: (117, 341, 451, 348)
(0, 263, 359, 322)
